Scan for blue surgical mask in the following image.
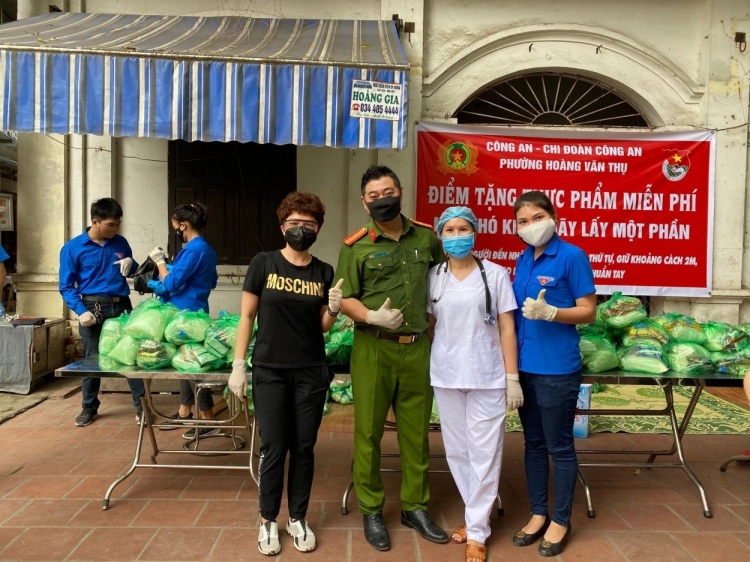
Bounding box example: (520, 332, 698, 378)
(440, 233, 475, 259)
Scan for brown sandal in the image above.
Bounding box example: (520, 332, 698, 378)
(451, 525, 467, 544)
(465, 543, 487, 562)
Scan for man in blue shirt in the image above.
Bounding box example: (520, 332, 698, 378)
(59, 198, 145, 427)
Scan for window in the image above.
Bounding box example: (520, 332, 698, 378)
(168, 140, 296, 265)
(456, 73, 649, 128)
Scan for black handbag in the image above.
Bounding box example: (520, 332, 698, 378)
(133, 256, 171, 295)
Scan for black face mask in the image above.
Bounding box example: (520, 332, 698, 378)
(174, 228, 185, 243)
(366, 196, 401, 223)
(284, 226, 317, 252)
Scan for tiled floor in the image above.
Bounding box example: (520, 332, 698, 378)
(0, 392, 748, 561)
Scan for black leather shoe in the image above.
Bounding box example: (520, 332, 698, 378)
(363, 513, 390, 551)
(512, 515, 551, 546)
(400, 510, 449, 544)
(539, 523, 572, 557)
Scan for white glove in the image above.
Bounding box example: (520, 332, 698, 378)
(522, 289, 558, 321)
(366, 298, 404, 330)
(113, 256, 133, 277)
(328, 279, 344, 313)
(79, 311, 97, 327)
(228, 359, 248, 399)
(149, 246, 166, 266)
(506, 374, 524, 411)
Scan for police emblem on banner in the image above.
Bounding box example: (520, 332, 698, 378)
(438, 140, 479, 174)
(662, 149, 691, 182)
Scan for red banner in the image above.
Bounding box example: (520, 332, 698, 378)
(415, 122, 715, 297)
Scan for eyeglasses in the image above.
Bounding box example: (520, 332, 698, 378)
(283, 220, 319, 230)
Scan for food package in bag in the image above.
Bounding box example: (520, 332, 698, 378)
(651, 313, 707, 344)
(666, 342, 714, 374)
(107, 335, 140, 366)
(622, 319, 671, 345)
(617, 345, 668, 374)
(710, 350, 750, 375)
(204, 312, 240, 358)
(98, 354, 124, 372)
(701, 321, 750, 353)
(621, 335, 664, 351)
(579, 335, 618, 373)
(171, 342, 224, 372)
(98, 314, 129, 356)
(596, 292, 647, 329)
(136, 340, 178, 370)
(164, 310, 213, 345)
(124, 299, 179, 341)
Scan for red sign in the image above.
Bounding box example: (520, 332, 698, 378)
(415, 123, 715, 297)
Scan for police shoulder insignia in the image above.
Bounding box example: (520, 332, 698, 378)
(410, 218, 433, 229)
(343, 227, 368, 246)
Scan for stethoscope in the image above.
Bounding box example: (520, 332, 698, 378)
(430, 256, 496, 326)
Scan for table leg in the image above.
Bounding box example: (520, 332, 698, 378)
(647, 383, 704, 464)
(577, 467, 596, 518)
(141, 380, 160, 463)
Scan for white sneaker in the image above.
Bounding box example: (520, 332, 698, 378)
(258, 520, 281, 556)
(286, 518, 316, 552)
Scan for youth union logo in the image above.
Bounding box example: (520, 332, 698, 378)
(661, 149, 691, 182)
(438, 140, 478, 174)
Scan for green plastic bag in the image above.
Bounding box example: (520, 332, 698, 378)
(98, 354, 123, 372)
(579, 335, 618, 373)
(329, 378, 353, 405)
(577, 322, 610, 338)
(710, 350, 750, 375)
(617, 345, 668, 374)
(171, 342, 224, 372)
(205, 312, 241, 358)
(222, 381, 254, 414)
(430, 397, 440, 424)
(98, 314, 129, 356)
(621, 335, 664, 351)
(735, 323, 750, 336)
(325, 330, 354, 365)
(701, 321, 750, 352)
(164, 310, 212, 345)
(596, 292, 647, 329)
(124, 300, 179, 341)
(623, 319, 671, 345)
(107, 335, 140, 366)
(651, 313, 707, 344)
(666, 342, 714, 374)
(136, 340, 178, 370)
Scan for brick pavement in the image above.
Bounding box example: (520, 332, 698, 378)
(0, 393, 748, 561)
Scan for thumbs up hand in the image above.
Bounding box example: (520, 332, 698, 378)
(366, 297, 404, 330)
(522, 289, 558, 321)
(328, 278, 345, 314)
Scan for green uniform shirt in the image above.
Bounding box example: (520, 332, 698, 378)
(334, 215, 445, 334)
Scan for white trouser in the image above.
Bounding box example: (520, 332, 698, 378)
(433, 386, 506, 544)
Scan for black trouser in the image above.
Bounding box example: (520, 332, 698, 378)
(179, 380, 215, 412)
(78, 298, 145, 410)
(253, 364, 330, 521)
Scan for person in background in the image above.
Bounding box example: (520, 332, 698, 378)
(511, 191, 596, 557)
(427, 206, 521, 562)
(59, 198, 145, 427)
(334, 165, 448, 551)
(148, 201, 218, 440)
(228, 192, 341, 556)
(0, 243, 8, 313)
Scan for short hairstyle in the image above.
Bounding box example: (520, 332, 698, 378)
(514, 191, 557, 218)
(360, 165, 401, 195)
(90, 198, 123, 222)
(173, 201, 209, 231)
(277, 192, 325, 227)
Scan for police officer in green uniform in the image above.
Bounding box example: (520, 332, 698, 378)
(335, 165, 448, 551)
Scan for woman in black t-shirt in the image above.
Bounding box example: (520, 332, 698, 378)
(229, 192, 343, 556)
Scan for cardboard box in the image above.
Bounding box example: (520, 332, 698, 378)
(573, 383, 592, 438)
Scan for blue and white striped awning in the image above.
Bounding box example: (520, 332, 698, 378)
(0, 13, 409, 149)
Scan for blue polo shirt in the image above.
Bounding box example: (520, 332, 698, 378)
(513, 234, 596, 375)
(59, 229, 138, 316)
(162, 236, 218, 314)
(0, 245, 8, 262)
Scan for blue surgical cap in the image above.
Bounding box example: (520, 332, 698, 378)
(436, 206, 478, 237)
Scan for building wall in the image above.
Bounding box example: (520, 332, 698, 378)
(12, 0, 750, 326)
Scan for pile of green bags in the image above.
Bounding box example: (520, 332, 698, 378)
(325, 316, 354, 365)
(596, 292, 647, 329)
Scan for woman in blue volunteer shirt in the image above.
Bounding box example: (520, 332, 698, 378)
(511, 191, 596, 557)
(148, 202, 219, 439)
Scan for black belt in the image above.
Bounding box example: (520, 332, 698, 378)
(81, 295, 126, 303)
(356, 325, 424, 344)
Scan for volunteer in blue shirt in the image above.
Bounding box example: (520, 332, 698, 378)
(511, 191, 596, 557)
(148, 201, 219, 439)
(59, 198, 145, 427)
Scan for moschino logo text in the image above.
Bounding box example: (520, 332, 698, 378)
(265, 274, 324, 297)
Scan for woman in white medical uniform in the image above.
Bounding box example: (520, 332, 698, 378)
(427, 206, 524, 562)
